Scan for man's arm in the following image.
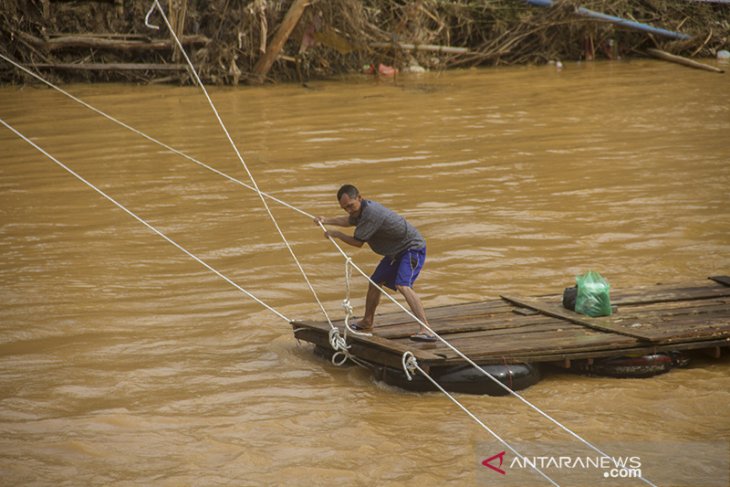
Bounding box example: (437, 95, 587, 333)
(313, 215, 351, 227)
(313, 215, 363, 247)
(325, 230, 364, 248)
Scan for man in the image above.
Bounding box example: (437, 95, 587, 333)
(314, 184, 436, 342)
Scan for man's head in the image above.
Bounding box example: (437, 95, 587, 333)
(337, 184, 362, 217)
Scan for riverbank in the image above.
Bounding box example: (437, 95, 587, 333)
(1, 0, 728, 85)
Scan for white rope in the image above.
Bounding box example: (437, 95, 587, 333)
(342, 258, 354, 323)
(0, 118, 290, 324)
(148, 1, 337, 334)
(329, 328, 351, 367)
(0, 54, 315, 221)
(0, 54, 656, 484)
(0, 53, 367, 368)
(144, 2, 159, 30)
(341, 257, 371, 338)
(318, 223, 657, 487)
(401, 352, 561, 487)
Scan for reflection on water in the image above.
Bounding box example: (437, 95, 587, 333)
(1, 60, 729, 485)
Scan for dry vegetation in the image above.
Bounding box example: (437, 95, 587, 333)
(1, 0, 728, 84)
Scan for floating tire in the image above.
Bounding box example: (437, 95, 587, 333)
(569, 352, 690, 378)
(313, 345, 541, 395)
(373, 362, 542, 396)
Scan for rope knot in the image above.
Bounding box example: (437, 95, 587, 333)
(328, 328, 351, 367)
(341, 298, 353, 316)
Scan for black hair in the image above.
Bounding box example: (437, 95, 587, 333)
(337, 184, 359, 201)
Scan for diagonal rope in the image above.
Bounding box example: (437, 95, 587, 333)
(0, 54, 656, 486)
(401, 352, 561, 487)
(320, 229, 657, 487)
(147, 0, 336, 332)
(3, 90, 550, 480)
(0, 117, 290, 324)
(0, 52, 361, 366)
(0, 53, 314, 221)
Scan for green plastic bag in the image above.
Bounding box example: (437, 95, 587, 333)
(575, 271, 612, 317)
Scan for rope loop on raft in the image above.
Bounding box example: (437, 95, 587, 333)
(401, 351, 418, 381)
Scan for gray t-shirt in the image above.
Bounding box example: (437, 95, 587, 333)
(349, 200, 425, 258)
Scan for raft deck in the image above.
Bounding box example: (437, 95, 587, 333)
(291, 276, 730, 370)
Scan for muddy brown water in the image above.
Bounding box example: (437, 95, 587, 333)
(1, 60, 729, 486)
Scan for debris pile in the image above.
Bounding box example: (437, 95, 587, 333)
(1, 0, 728, 84)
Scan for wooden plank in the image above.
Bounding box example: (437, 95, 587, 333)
(457, 339, 730, 365)
(427, 326, 638, 354)
(501, 295, 656, 341)
(374, 315, 562, 339)
(530, 281, 730, 309)
(420, 322, 593, 344)
(442, 326, 597, 344)
(347, 339, 445, 368)
(291, 322, 443, 363)
(436, 334, 730, 364)
(293, 279, 730, 371)
(364, 299, 512, 327)
(334, 303, 548, 339)
(449, 332, 637, 354)
(651, 322, 730, 344)
(611, 283, 730, 306)
(294, 322, 729, 367)
(595, 305, 730, 342)
(292, 328, 421, 369)
(613, 297, 730, 314)
(710, 276, 730, 287)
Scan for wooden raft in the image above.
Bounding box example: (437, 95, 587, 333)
(291, 277, 730, 369)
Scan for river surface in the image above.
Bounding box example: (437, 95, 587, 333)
(1, 60, 729, 486)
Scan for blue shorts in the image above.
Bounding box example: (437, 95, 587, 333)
(371, 247, 426, 291)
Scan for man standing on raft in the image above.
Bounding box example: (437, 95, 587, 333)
(314, 184, 436, 342)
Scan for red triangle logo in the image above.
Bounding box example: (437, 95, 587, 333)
(482, 451, 507, 475)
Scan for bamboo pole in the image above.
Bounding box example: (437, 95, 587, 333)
(252, 0, 310, 84)
(369, 42, 469, 54)
(647, 48, 724, 74)
(168, 0, 188, 62)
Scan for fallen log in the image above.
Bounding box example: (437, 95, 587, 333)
(24, 63, 188, 71)
(15, 31, 209, 52)
(252, 0, 310, 84)
(46, 33, 152, 40)
(647, 48, 724, 74)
